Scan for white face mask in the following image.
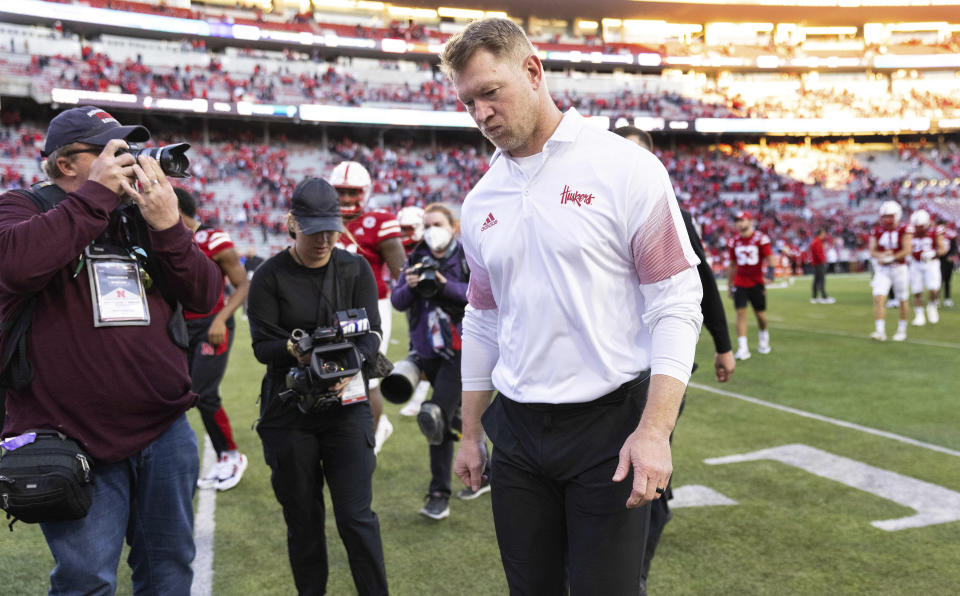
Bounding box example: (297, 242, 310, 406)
(423, 226, 452, 252)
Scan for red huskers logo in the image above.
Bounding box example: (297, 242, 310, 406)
(86, 108, 118, 124)
(560, 185, 594, 207)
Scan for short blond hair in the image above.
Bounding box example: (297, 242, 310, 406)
(439, 18, 535, 77)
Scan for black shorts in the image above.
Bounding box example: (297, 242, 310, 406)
(734, 284, 766, 311)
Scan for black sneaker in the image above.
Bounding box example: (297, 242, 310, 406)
(417, 402, 445, 446)
(419, 492, 450, 520)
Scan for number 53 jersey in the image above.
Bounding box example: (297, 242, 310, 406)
(728, 231, 772, 288)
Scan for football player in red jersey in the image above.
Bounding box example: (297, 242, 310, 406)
(906, 209, 947, 326)
(176, 188, 248, 491)
(329, 161, 406, 454)
(727, 211, 776, 360)
(869, 201, 913, 341)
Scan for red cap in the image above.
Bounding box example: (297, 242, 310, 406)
(735, 210, 753, 221)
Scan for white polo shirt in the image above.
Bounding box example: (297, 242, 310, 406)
(460, 108, 703, 404)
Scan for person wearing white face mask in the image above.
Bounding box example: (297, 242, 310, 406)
(391, 204, 490, 520)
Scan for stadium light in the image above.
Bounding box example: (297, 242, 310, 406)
(577, 20, 599, 31)
(801, 26, 858, 36)
(387, 6, 438, 18)
(356, 1, 386, 9)
(484, 11, 509, 18)
(437, 7, 485, 19)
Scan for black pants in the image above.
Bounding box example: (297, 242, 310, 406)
(418, 352, 461, 497)
(942, 258, 954, 300)
(187, 314, 235, 456)
(482, 374, 651, 596)
(259, 403, 388, 596)
(812, 264, 827, 299)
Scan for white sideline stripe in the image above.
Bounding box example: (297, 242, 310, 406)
(689, 382, 960, 458)
(769, 323, 960, 349)
(191, 436, 217, 596)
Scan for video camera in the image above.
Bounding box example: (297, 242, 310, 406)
(118, 143, 192, 178)
(409, 255, 442, 298)
(281, 308, 370, 413)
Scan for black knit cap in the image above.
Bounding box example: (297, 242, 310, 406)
(291, 177, 344, 234)
(42, 106, 150, 157)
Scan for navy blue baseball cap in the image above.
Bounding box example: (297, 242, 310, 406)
(42, 106, 150, 157)
(291, 178, 345, 234)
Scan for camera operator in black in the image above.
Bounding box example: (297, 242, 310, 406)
(391, 203, 485, 520)
(247, 178, 388, 596)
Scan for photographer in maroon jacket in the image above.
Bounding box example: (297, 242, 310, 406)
(0, 107, 221, 594)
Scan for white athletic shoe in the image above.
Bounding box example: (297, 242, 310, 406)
(945, 299, 954, 307)
(810, 298, 820, 304)
(374, 415, 393, 456)
(822, 297, 836, 304)
(912, 313, 926, 326)
(892, 330, 907, 342)
(886, 299, 899, 308)
(400, 384, 429, 417)
(198, 451, 248, 491)
(757, 342, 771, 355)
(216, 451, 248, 491)
(926, 304, 939, 324)
(735, 347, 752, 360)
(870, 331, 887, 342)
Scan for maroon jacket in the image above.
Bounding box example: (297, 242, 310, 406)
(0, 181, 222, 461)
(810, 236, 827, 266)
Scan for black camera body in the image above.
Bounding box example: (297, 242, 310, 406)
(282, 309, 370, 413)
(117, 143, 191, 178)
(410, 255, 442, 298)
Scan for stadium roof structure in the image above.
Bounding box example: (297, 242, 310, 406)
(404, 0, 960, 26)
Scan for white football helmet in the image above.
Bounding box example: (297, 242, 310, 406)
(879, 201, 902, 223)
(397, 206, 425, 249)
(329, 161, 372, 218)
(909, 209, 930, 229)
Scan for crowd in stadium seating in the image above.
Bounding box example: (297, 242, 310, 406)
(8, 43, 960, 122)
(2, 115, 955, 268)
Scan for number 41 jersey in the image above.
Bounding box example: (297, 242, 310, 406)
(727, 231, 772, 287)
(872, 224, 909, 265)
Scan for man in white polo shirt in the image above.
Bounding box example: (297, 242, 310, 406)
(442, 18, 703, 595)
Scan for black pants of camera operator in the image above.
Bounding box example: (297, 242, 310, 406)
(482, 373, 651, 596)
(418, 351, 463, 497)
(259, 402, 388, 596)
(187, 314, 236, 457)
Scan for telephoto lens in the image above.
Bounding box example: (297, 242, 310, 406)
(120, 143, 192, 178)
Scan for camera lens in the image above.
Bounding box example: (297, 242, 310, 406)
(320, 360, 342, 375)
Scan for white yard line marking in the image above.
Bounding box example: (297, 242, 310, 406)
(706, 444, 960, 530)
(689, 382, 960, 458)
(768, 323, 960, 349)
(191, 436, 217, 596)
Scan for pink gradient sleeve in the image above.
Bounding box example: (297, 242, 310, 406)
(465, 254, 497, 309)
(631, 196, 693, 285)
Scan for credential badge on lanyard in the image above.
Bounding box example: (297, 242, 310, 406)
(84, 244, 151, 327)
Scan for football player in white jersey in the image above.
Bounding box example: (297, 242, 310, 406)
(907, 209, 947, 325)
(869, 201, 913, 341)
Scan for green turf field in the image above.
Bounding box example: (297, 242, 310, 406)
(3, 273, 958, 595)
